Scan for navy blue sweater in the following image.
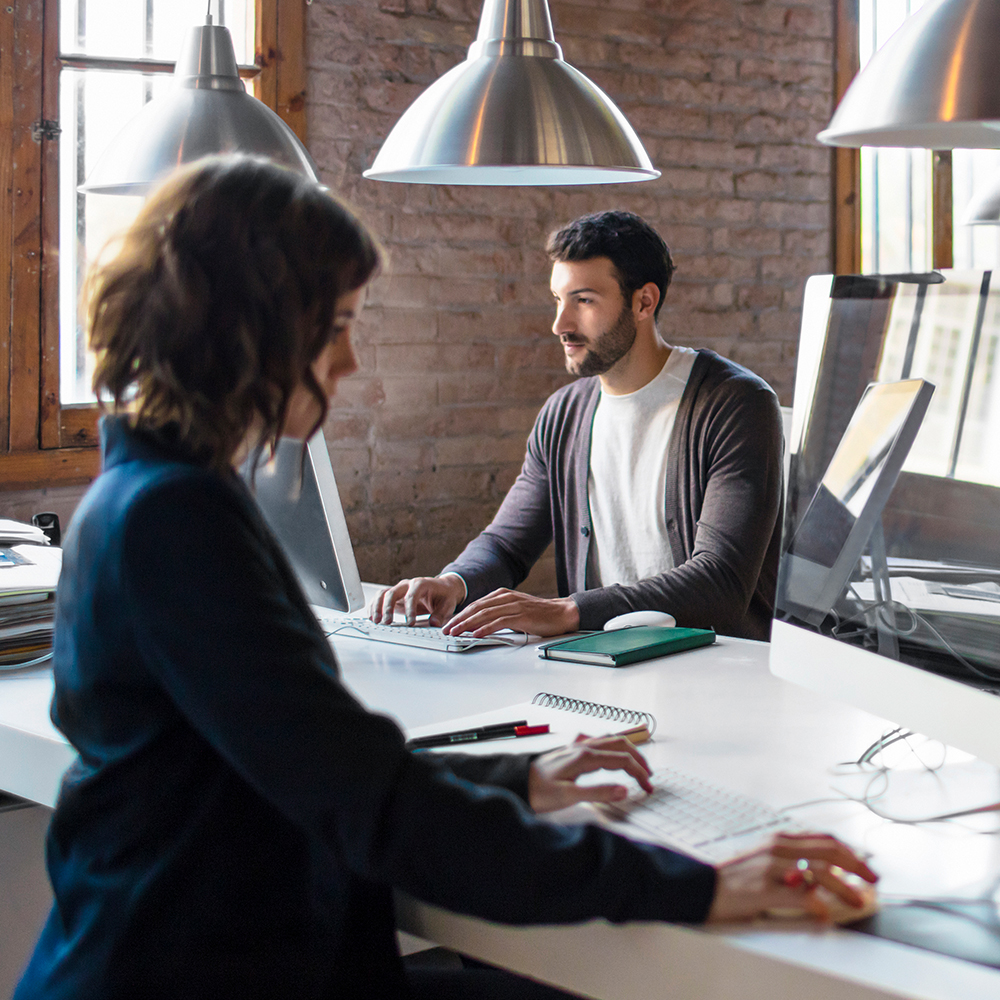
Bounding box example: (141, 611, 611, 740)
(15, 418, 715, 1000)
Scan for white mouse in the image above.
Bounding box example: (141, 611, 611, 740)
(603, 610, 676, 631)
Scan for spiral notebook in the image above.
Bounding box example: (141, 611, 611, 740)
(404, 692, 657, 755)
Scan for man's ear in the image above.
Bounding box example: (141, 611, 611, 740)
(633, 282, 660, 321)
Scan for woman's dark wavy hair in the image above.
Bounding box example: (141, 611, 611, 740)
(546, 210, 674, 320)
(87, 155, 381, 472)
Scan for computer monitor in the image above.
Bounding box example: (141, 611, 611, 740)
(771, 270, 1000, 769)
(243, 433, 365, 615)
(778, 378, 934, 627)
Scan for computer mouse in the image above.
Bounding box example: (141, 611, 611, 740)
(603, 610, 676, 631)
(766, 873, 880, 925)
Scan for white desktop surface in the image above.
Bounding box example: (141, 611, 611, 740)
(0, 668, 74, 807)
(3, 597, 1000, 999)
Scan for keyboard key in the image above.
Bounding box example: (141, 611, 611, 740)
(324, 617, 519, 653)
(604, 766, 792, 862)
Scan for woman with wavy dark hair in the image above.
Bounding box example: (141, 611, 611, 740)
(15, 156, 875, 1000)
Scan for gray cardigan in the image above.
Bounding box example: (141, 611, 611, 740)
(443, 350, 784, 640)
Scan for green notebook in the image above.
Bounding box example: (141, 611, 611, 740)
(538, 626, 716, 667)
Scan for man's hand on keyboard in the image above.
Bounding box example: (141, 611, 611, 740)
(370, 575, 466, 627)
(527, 734, 654, 814)
(442, 588, 581, 639)
(705, 832, 878, 924)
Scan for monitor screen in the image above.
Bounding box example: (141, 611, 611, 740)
(243, 433, 365, 615)
(779, 379, 934, 627)
(771, 271, 1000, 768)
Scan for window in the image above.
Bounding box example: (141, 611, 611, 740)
(834, 0, 1000, 488)
(837, 0, 1000, 274)
(857, 0, 934, 273)
(875, 274, 1000, 487)
(0, 0, 305, 488)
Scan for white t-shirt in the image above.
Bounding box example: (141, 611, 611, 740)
(586, 346, 697, 588)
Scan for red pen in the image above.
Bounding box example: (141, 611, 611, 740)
(514, 724, 550, 738)
(406, 723, 550, 750)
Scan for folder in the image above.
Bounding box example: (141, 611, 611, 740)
(538, 626, 716, 667)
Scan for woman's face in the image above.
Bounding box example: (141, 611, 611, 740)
(282, 287, 363, 440)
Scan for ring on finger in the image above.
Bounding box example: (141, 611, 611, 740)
(783, 858, 817, 888)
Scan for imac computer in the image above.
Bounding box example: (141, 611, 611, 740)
(771, 271, 1000, 769)
(243, 433, 365, 616)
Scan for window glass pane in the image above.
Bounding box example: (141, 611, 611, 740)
(859, 0, 932, 275)
(860, 147, 932, 273)
(952, 286, 1000, 486)
(58, 2, 258, 406)
(60, 0, 253, 64)
(952, 149, 1000, 270)
(58, 70, 174, 405)
(875, 274, 989, 478)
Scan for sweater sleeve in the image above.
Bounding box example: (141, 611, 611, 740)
(573, 372, 783, 637)
(426, 751, 536, 803)
(121, 475, 717, 927)
(441, 409, 556, 605)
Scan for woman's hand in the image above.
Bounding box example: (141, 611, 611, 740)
(706, 832, 878, 923)
(527, 734, 655, 814)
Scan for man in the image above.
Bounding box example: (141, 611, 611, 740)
(372, 211, 784, 641)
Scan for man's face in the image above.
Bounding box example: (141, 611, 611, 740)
(550, 257, 637, 378)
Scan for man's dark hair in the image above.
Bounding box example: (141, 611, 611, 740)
(546, 211, 674, 319)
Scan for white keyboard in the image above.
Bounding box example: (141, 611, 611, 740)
(605, 766, 791, 863)
(322, 617, 527, 653)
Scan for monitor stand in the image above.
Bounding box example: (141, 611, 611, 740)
(868, 520, 900, 661)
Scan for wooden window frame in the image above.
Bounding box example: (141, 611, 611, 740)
(833, 0, 954, 276)
(0, 0, 306, 491)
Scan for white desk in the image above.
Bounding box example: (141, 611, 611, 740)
(4, 624, 1000, 1000)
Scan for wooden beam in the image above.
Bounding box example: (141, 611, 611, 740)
(0, 3, 16, 449)
(277, 0, 307, 145)
(8, 0, 44, 452)
(59, 405, 99, 449)
(932, 150, 954, 270)
(39, 0, 60, 447)
(254, 0, 278, 109)
(0, 445, 99, 490)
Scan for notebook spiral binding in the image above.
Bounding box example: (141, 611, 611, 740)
(531, 692, 657, 736)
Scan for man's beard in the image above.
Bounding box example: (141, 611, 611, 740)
(563, 303, 637, 377)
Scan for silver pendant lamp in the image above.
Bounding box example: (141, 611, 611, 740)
(80, 15, 317, 195)
(818, 0, 1000, 150)
(363, 0, 659, 186)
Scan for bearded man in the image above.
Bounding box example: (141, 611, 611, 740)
(373, 211, 785, 641)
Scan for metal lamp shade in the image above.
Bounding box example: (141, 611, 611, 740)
(818, 0, 1000, 149)
(80, 23, 317, 195)
(363, 0, 658, 185)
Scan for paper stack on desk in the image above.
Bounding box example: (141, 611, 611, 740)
(0, 536, 61, 670)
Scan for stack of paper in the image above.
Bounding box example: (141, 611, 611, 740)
(0, 538, 61, 670)
(0, 518, 50, 546)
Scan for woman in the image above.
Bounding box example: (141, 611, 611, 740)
(15, 157, 875, 1000)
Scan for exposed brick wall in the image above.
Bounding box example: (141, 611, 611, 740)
(1, 2, 834, 597)
(308, 0, 835, 594)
